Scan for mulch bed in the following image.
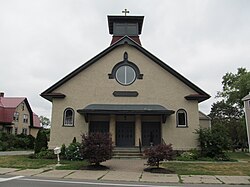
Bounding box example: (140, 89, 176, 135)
(81, 164, 110, 170)
(144, 167, 175, 174)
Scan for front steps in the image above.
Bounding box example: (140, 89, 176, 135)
(113, 147, 143, 159)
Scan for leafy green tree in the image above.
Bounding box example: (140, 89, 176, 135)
(34, 129, 48, 153)
(209, 101, 247, 150)
(39, 116, 51, 128)
(217, 67, 250, 108)
(210, 67, 249, 151)
(195, 125, 231, 160)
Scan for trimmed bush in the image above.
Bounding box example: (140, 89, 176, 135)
(72, 137, 77, 143)
(82, 132, 113, 165)
(60, 144, 66, 159)
(176, 149, 199, 161)
(36, 148, 57, 159)
(144, 144, 174, 168)
(34, 129, 48, 153)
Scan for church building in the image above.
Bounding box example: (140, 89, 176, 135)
(41, 13, 210, 150)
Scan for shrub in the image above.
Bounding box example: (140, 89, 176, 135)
(177, 152, 195, 161)
(60, 144, 66, 159)
(0, 132, 35, 151)
(82, 132, 113, 165)
(65, 142, 83, 161)
(144, 144, 174, 168)
(177, 149, 199, 161)
(34, 129, 48, 153)
(195, 125, 231, 160)
(36, 148, 57, 159)
(0, 141, 9, 151)
(27, 135, 35, 149)
(72, 137, 77, 143)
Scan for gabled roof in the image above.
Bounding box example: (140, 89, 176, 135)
(0, 97, 25, 108)
(41, 36, 210, 102)
(0, 97, 34, 126)
(199, 111, 211, 120)
(32, 113, 42, 128)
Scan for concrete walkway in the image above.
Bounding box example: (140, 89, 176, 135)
(0, 151, 34, 156)
(0, 159, 250, 185)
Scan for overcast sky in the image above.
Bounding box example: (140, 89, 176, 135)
(1, 0, 250, 118)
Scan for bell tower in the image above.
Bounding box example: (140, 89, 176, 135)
(108, 10, 144, 45)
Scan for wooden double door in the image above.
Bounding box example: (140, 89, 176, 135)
(142, 122, 161, 146)
(116, 122, 135, 147)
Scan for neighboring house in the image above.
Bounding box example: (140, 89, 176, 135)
(41, 14, 210, 150)
(0, 92, 42, 137)
(199, 111, 211, 129)
(243, 93, 250, 152)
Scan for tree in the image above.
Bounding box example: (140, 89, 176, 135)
(39, 116, 51, 128)
(217, 67, 250, 109)
(34, 129, 48, 153)
(209, 101, 247, 150)
(210, 67, 249, 151)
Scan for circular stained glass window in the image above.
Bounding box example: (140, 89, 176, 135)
(115, 65, 136, 85)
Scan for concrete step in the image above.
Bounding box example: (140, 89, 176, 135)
(112, 155, 143, 159)
(113, 147, 143, 159)
(114, 152, 142, 156)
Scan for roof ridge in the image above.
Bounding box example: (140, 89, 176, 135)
(0, 97, 25, 108)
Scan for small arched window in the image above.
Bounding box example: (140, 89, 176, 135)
(176, 109, 188, 127)
(63, 108, 74, 126)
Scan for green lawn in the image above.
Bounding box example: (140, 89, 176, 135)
(162, 152, 250, 176)
(1, 152, 250, 176)
(0, 155, 56, 169)
(162, 162, 250, 176)
(0, 155, 88, 169)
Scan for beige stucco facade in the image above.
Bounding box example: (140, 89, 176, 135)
(47, 44, 207, 150)
(199, 111, 211, 129)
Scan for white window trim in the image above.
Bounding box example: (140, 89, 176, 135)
(176, 109, 188, 128)
(63, 108, 75, 127)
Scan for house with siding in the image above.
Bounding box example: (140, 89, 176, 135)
(0, 92, 42, 137)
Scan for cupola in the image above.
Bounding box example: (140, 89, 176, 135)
(108, 10, 144, 45)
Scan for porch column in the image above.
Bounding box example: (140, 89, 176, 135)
(110, 115, 116, 146)
(135, 115, 141, 146)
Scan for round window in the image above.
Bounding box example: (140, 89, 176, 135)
(115, 65, 136, 85)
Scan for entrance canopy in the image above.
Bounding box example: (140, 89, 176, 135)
(77, 104, 175, 123)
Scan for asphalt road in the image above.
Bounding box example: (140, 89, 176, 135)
(0, 175, 248, 187)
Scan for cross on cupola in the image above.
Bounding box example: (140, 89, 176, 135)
(122, 9, 129, 16)
(107, 11, 144, 45)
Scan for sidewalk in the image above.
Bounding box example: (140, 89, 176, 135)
(0, 151, 34, 156)
(0, 159, 250, 185)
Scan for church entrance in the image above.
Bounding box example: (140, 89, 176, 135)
(142, 122, 161, 146)
(116, 122, 135, 147)
(89, 121, 109, 133)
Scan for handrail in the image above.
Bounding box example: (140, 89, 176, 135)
(161, 138, 166, 145)
(139, 138, 142, 153)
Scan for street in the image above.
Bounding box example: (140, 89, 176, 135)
(0, 175, 248, 187)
